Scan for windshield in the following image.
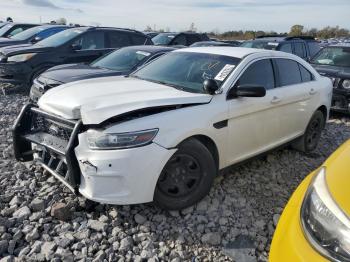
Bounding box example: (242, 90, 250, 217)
(311, 47, 350, 68)
(152, 33, 176, 45)
(241, 40, 272, 49)
(0, 24, 13, 36)
(92, 48, 152, 71)
(35, 28, 84, 47)
(132, 52, 241, 93)
(10, 26, 45, 40)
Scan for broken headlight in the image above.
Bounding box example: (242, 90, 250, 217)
(301, 167, 350, 261)
(86, 129, 158, 150)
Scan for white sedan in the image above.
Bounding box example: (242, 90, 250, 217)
(13, 47, 333, 210)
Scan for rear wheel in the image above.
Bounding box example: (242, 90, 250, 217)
(292, 110, 325, 153)
(154, 138, 216, 210)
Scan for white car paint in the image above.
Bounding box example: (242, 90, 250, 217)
(37, 47, 333, 205)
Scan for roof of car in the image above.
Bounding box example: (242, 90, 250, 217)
(254, 35, 316, 42)
(176, 46, 273, 58)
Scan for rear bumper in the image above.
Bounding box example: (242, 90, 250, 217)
(269, 172, 328, 262)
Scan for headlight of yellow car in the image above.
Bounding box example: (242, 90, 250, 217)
(301, 167, 350, 261)
(7, 53, 37, 62)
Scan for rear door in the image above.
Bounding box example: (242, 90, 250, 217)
(293, 42, 308, 60)
(64, 31, 107, 63)
(271, 58, 316, 141)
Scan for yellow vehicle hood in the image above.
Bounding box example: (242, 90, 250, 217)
(325, 139, 350, 216)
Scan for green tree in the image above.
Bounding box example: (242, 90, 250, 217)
(289, 25, 304, 36)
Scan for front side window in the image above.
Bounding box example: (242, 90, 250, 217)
(275, 58, 302, 87)
(132, 52, 241, 93)
(73, 31, 105, 50)
(35, 28, 86, 47)
(91, 48, 151, 71)
(311, 47, 350, 68)
(8, 27, 24, 37)
(108, 32, 131, 48)
(294, 42, 307, 58)
(237, 59, 275, 90)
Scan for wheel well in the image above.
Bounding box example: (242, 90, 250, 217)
(181, 135, 220, 170)
(317, 105, 328, 124)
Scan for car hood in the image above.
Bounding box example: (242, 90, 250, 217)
(311, 64, 350, 79)
(324, 139, 350, 216)
(0, 44, 53, 56)
(38, 76, 212, 124)
(41, 63, 126, 84)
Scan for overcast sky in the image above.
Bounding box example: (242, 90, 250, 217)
(1, 0, 349, 33)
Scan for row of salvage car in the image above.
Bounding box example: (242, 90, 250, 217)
(1, 22, 350, 262)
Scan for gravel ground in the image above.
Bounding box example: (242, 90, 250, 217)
(0, 93, 350, 262)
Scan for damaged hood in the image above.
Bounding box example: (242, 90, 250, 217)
(38, 76, 212, 124)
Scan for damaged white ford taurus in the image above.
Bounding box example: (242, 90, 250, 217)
(13, 47, 333, 210)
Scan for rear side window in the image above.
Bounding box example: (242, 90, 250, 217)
(238, 59, 275, 90)
(275, 59, 302, 86)
(130, 34, 147, 45)
(171, 34, 187, 46)
(307, 41, 321, 57)
(108, 32, 131, 48)
(294, 42, 307, 58)
(279, 43, 293, 54)
(299, 64, 314, 82)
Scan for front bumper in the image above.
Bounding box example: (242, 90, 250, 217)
(331, 88, 350, 114)
(13, 104, 176, 205)
(0, 62, 32, 89)
(269, 172, 328, 262)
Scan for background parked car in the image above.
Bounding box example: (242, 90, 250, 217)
(30, 45, 177, 101)
(190, 41, 239, 47)
(0, 23, 40, 38)
(143, 31, 159, 38)
(0, 25, 70, 48)
(0, 26, 153, 91)
(241, 35, 320, 60)
(310, 43, 350, 114)
(152, 32, 209, 46)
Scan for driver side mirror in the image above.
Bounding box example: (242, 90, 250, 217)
(31, 36, 42, 44)
(203, 79, 220, 95)
(229, 84, 266, 98)
(71, 43, 82, 51)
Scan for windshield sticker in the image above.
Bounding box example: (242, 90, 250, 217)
(215, 64, 236, 81)
(268, 42, 279, 46)
(167, 35, 175, 38)
(136, 51, 151, 56)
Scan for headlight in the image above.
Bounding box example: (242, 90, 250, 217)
(7, 53, 36, 62)
(342, 80, 350, 90)
(301, 167, 350, 261)
(86, 129, 158, 150)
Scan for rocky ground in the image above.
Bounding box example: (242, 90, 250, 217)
(0, 92, 350, 262)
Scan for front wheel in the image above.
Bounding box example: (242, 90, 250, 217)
(292, 110, 325, 153)
(154, 138, 216, 210)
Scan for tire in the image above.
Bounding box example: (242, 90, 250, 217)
(154, 138, 217, 210)
(292, 110, 325, 153)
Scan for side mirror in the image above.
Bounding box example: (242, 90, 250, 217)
(230, 84, 266, 98)
(203, 79, 219, 95)
(71, 43, 82, 51)
(30, 36, 42, 44)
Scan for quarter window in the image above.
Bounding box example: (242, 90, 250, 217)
(299, 64, 314, 82)
(237, 59, 275, 90)
(275, 59, 302, 86)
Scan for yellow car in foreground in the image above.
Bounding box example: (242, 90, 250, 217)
(270, 139, 350, 262)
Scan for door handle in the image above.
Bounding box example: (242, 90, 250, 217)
(309, 88, 317, 95)
(271, 96, 281, 104)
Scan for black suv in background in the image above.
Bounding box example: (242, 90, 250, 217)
(152, 32, 209, 46)
(241, 35, 320, 60)
(0, 23, 40, 38)
(0, 27, 152, 90)
(0, 25, 70, 48)
(310, 43, 350, 114)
